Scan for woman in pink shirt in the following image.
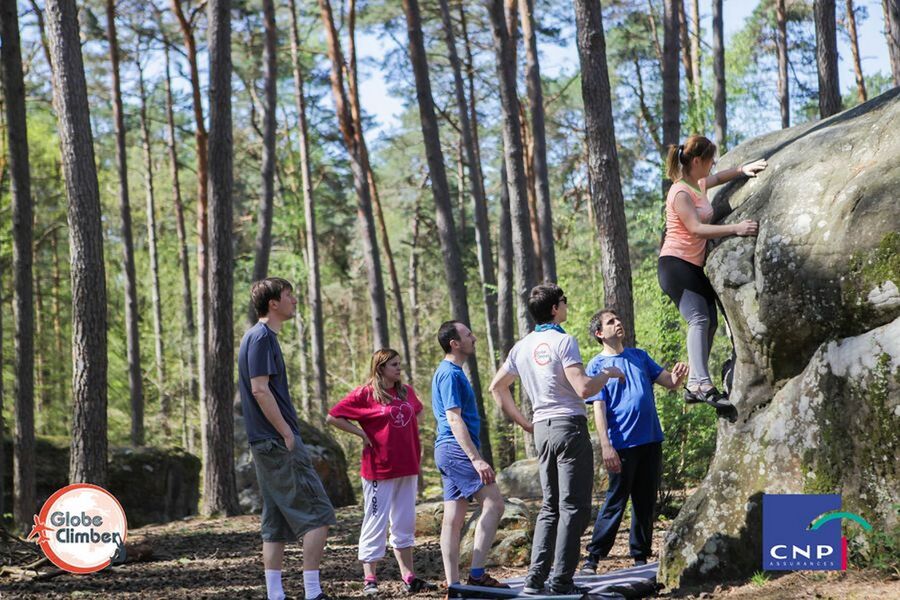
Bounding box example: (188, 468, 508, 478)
(657, 135, 766, 411)
(326, 349, 436, 596)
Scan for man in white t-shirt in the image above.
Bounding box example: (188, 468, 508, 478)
(489, 283, 625, 596)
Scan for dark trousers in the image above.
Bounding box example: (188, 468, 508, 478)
(527, 416, 594, 589)
(586, 442, 662, 561)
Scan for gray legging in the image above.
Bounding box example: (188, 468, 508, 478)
(657, 255, 719, 387)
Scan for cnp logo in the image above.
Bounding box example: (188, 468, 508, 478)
(762, 494, 871, 571)
(27, 483, 128, 573)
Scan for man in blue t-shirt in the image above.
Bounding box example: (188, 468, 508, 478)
(580, 308, 689, 573)
(238, 277, 336, 600)
(431, 320, 509, 591)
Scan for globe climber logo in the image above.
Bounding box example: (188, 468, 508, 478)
(26, 483, 128, 574)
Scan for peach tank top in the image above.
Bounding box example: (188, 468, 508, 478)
(659, 181, 714, 267)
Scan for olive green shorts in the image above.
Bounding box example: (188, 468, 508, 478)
(250, 434, 336, 542)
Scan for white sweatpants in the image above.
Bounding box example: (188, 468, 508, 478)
(357, 475, 418, 563)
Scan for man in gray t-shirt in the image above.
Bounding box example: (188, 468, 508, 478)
(490, 283, 624, 596)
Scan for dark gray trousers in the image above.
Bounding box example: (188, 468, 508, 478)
(526, 415, 594, 589)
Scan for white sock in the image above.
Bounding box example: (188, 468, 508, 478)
(303, 569, 322, 599)
(265, 569, 285, 600)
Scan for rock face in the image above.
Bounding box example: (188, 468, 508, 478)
(660, 89, 900, 587)
(1, 438, 200, 528)
(459, 498, 536, 567)
(108, 447, 201, 527)
(234, 414, 356, 513)
(497, 458, 543, 499)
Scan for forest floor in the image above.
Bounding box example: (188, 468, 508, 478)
(1, 503, 898, 599)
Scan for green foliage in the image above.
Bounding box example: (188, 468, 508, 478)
(847, 509, 900, 576)
(750, 570, 770, 586)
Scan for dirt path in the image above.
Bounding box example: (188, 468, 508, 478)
(1, 506, 896, 598)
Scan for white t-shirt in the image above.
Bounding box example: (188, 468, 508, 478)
(503, 329, 585, 422)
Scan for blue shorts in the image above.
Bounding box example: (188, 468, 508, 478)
(435, 442, 483, 501)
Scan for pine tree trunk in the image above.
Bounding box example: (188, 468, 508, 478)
(662, 0, 680, 193)
(1, 0, 36, 528)
(107, 0, 144, 447)
(574, 0, 636, 348)
(250, 0, 277, 299)
(447, 0, 500, 370)
(845, 0, 867, 103)
(204, 0, 240, 516)
(678, 0, 692, 106)
(519, 0, 556, 282)
(344, 1, 411, 377)
(496, 160, 517, 468)
(160, 36, 198, 444)
(712, 0, 727, 148)
(45, 0, 108, 485)
(885, 0, 900, 86)
(402, 0, 493, 465)
(776, 0, 790, 128)
(487, 0, 537, 457)
(408, 194, 422, 382)
(690, 0, 701, 111)
(33, 238, 49, 416)
(51, 231, 66, 406)
(814, 0, 842, 118)
(172, 0, 210, 443)
(136, 54, 169, 437)
(317, 0, 390, 351)
(521, 106, 543, 282)
(289, 0, 327, 414)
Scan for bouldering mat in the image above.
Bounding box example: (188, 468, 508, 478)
(447, 561, 658, 599)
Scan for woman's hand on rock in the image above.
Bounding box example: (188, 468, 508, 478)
(741, 159, 767, 177)
(735, 220, 758, 236)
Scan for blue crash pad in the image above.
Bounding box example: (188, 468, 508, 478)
(447, 561, 658, 599)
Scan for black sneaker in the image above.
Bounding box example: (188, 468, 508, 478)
(633, 557, 647, 566)
(307, 594, 331, 600)
(404, 578, 437, 594)
(549, 582, 590, 595)
(579, 558, 598, 575)
(521, 580, 546, 595)
(363, 580, 379, 596)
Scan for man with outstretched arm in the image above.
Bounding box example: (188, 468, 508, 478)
(432, 321, 517, 594)
(238, 278, 336, 600)
(489, 283, 626, 596)
(580, 308, 688, 573)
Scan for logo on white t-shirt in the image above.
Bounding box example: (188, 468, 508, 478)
(533, 343, 552, 366)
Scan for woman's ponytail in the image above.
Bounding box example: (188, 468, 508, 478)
(665, 144, 683, 181)
(665, 136, 716, 181)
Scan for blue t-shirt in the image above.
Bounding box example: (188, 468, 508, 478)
(585, 348, 664, 450)
(431, 360, 480, 449)
(238, 322, 301, 444)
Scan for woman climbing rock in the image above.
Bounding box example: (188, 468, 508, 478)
(657, 135, 767, 414)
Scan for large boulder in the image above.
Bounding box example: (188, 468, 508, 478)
(234, 413, 355, 512)
(497, 458, 543, 499)
(107, 446, 200, 527)
(1, 438, 200, 528)
(459, 498, 535, 567)
(659, 89, 900, 587)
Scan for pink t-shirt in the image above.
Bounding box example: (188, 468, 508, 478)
(329, 385, 423, 481)
(659, 181, 714, 267)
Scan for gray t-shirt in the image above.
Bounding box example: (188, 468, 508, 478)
(503, 329, 586, 422)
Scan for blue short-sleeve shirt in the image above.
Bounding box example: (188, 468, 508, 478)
(238, 322, 301, 444)
(431, 360, 480, 449)
(585, 348, 664, 450)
